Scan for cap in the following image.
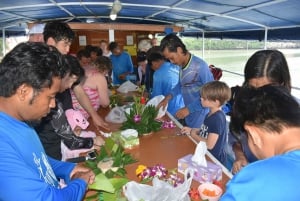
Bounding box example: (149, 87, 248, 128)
(28, 23, 45, 35)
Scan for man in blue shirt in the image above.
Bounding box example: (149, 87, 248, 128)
(109, 41, 134, 85)
(148, 52, 184, 116)
(159, 34, 214, 127)
(221, 85, 300, 201)
(0, 42, 95, 201)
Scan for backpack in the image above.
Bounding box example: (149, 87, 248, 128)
(209, 65, 223, 80)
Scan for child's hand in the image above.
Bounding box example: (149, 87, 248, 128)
(181, 126, 192, 135)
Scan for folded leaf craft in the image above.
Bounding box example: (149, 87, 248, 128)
(121, 96, 162, 135)
(85, 138, 137, 200)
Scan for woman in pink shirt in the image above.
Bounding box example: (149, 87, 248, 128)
(72, 56, 111, 118)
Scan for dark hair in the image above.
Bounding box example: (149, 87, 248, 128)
(108, 41, 118, 51)
(94, 56, 112, 73)
(84, 45, 93, 54)
(230, 85, 300, 138)
(84, 45, 101, 55)
(0, 42, 65, 97)
(243, 49, 291, 92)
(43, 21, 75, 43)
(89, 46, 103, 57)
(201, 81, 231, 105)
(148, 52, 165, 64)
(76, 49, 90, 60)
(160, 34, 187, 54)
(137, 51, 147, 62)
(63, 54, 85, 86)
(146, 46, 162, 63)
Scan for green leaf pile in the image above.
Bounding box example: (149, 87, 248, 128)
(85, 138, 137, 200)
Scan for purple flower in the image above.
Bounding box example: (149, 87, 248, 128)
(133, 114, 141, 123)
(162, 120, 176, 128)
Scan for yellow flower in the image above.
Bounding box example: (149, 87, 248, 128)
(111, 88, 116, 95)
(136, 164, 147, 177)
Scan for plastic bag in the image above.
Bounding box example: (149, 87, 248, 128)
(105, 106, 127, 123)
(123, 168, 194, 201)
(146, 95, 168, 119)
(117, 80, 139, 93)
(61, 131, 96, 161)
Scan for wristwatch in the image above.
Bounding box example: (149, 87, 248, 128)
(66, 150, 97, 163)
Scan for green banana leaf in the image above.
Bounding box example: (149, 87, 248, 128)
(88, 173, 115, 193)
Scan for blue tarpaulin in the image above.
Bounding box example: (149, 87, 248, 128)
(0, 0, 300, 40)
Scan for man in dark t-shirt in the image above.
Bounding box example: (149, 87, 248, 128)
(35, 55, 94, 160)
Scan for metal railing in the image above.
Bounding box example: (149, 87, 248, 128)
(221, 69, 300, 100)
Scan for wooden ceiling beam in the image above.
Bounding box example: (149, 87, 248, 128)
(68, 23, 183, 32)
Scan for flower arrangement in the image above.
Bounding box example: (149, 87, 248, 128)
(135, 164, 223, 201)
(121, 95, 162, 135)
(85, 138, 137, 200)
(135, 164, 183, 187)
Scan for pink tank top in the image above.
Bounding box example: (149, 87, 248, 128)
(71, 86, 101, 119)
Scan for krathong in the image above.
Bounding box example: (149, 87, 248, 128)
(135, 164, 183, 187)
(121, 95, 162, 135)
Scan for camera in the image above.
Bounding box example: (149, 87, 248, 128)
(86, 149, 97, 160)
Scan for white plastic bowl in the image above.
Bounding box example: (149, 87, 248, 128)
(198, 183, 223, 201)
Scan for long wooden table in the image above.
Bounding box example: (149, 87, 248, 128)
(85, 105, 232, 200)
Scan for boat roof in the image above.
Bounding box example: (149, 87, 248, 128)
(1, 0, 300, 40)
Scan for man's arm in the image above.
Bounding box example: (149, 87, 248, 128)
(0, 146, 87, 201)
(119, 53, 134, 80)
(126, 52, 134, 73)
(49, 157, 95, 185)
(232, 142, 249, 174)
(48, 156, 75, 182)
(73, 84, 110, 131)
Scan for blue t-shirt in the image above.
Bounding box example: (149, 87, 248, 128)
(0, 112, 86, 201)
(110, 52, 134, 85)
(221, 150, 300, 201)
(198, 110, 227, 165)
(170, 54, 214, 127)
(145, 63, 154, 93)
(151, 61, 184, 116)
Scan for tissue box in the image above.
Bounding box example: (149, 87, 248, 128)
(178, 154, 222, 183)
(111, 131, 139, 149)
